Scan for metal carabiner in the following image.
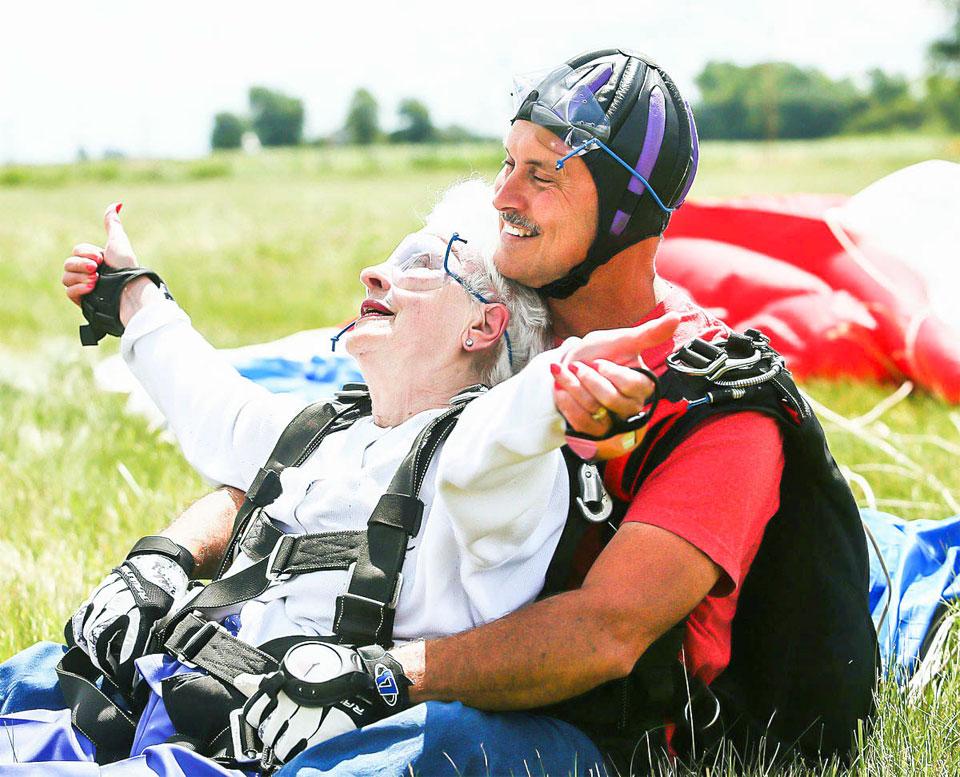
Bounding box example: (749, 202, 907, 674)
(575, 463, 614, 524)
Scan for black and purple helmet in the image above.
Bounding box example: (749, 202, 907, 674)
(512, 48, 700, 299)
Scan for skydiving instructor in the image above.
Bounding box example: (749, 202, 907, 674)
(9, 48, 876, 775)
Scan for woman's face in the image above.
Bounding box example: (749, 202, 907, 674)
(345, 232, 481, 374)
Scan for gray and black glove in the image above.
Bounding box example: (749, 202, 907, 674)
(242, 642, 411, 766)
(65, 536, 194, 689)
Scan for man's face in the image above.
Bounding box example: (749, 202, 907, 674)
(492, 120, 599, 288)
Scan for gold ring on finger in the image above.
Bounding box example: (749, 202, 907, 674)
(590, 406, 609, 422)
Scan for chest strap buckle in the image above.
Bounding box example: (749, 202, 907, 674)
(667, 336, 763, 382)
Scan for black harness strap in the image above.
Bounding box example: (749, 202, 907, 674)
(55, 648, 140, 765)
(60, 385, 480, 762)
(333, 402, 467, 647)
(164, 613, 279, 683)
(215, 396, 363, 581)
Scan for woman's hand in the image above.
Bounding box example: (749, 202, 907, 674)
(552, 313, 680, 438)
(61, 202, 139, 306)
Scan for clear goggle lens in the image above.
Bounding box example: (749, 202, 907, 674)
(512, 64, 612, 146)
(383, 233, 462, 290)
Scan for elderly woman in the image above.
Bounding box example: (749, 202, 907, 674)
(0, 182, 668, 775)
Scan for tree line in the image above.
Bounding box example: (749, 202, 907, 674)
(212, 3, 960, 149)
(211, 87, 487, 150)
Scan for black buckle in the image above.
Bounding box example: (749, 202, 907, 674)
(335, 383, 370, 403)
(667, 337, 762, 381)
(173, 617, 225, 667)
(247, 468, 283, 508)
(266, 535, 296, 581)
(234, 509, 263, 557)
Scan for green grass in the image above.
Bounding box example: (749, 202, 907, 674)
(2, 136, 960, 775)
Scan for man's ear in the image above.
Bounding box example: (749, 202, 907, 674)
(464, 303, 509, 354)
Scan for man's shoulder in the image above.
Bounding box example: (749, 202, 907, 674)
(638, 285, 732, 375)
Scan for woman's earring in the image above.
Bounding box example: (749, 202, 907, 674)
(465, 338, 474, 348)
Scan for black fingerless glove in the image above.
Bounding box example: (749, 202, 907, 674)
(79, 266, 173, 346)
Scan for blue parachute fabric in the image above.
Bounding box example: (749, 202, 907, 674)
(0, 641, 66, 714)
(0, 653, 252, 776)
(231, 352, 363, 403)
(863, 508, 960, 677)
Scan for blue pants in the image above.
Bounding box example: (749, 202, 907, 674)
(0, 643, 604, 776)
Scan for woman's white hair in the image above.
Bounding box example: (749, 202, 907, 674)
(422, 179, 551, 386)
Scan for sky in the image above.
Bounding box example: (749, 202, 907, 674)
(0, 0, 950, 164)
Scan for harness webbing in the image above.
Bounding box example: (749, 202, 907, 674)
(55, 648, 140, 765)
(334, 401, 465, 646)
(214, 397, 362, 582)
(58, 385, 478, 764)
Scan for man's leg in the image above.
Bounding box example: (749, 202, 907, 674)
(278, 701, 606, 777)
(0, 642, 66, 714)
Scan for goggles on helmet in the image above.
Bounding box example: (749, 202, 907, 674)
(512, 64, 675, 215)
(512, 65, 612, 148)
(331, 232, 514, 368)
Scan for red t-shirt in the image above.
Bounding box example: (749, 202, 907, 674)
(592, 286, 785, 685)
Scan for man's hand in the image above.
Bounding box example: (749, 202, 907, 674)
(243, 642, 411, 766)
(66, 536, 193, 689)
(553, 313, 679, 438)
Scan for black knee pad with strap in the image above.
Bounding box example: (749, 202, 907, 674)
(79, 266, 172, 346)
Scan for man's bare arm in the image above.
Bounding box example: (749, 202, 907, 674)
(159, 486, 245, 578)
(394, 522, 721, 710)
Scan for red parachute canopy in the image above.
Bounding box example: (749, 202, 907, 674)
(658, 162, 960, 402)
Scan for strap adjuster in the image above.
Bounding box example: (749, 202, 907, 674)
(174, 616, 226, 668)
(229, 708, 262, 763)
(247, 468, 283, 508)
(345, 562, 404, 609)
(667, 337, 762, 381)
(234, 510, 263, 558)
(266, 535, 296, 581)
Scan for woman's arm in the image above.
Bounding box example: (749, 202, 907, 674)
(120, 297, 306, 489)
(436, 350, 568, 569)
(437, 315, 679, 569)
(65, 205, 306, 489)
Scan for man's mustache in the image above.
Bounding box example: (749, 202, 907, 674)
(500, 211, 541, 235)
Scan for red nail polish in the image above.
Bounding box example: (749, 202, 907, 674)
(549, 363, 561, 377)
(553, 381, 562, 391)
(569, 362, 581, 375)
(115, 202, 123, 214)
(589, 360, 602, 371)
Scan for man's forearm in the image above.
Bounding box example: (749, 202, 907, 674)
(394, 523, 721, 711)
(395, 587, 642, 710)
(160, 486, 245, 578)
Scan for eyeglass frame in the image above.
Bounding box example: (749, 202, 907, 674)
(332, 232, 514, 370)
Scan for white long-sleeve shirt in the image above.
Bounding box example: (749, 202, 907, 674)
(121, 301, 570, 645)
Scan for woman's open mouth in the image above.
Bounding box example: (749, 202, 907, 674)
(359, 299, 394, 320)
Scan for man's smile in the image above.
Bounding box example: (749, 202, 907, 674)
(499, 212, 541, 239)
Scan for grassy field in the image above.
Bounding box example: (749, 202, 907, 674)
(1, 136, 960, 775)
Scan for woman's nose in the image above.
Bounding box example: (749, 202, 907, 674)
(360, 263, 392, 293)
